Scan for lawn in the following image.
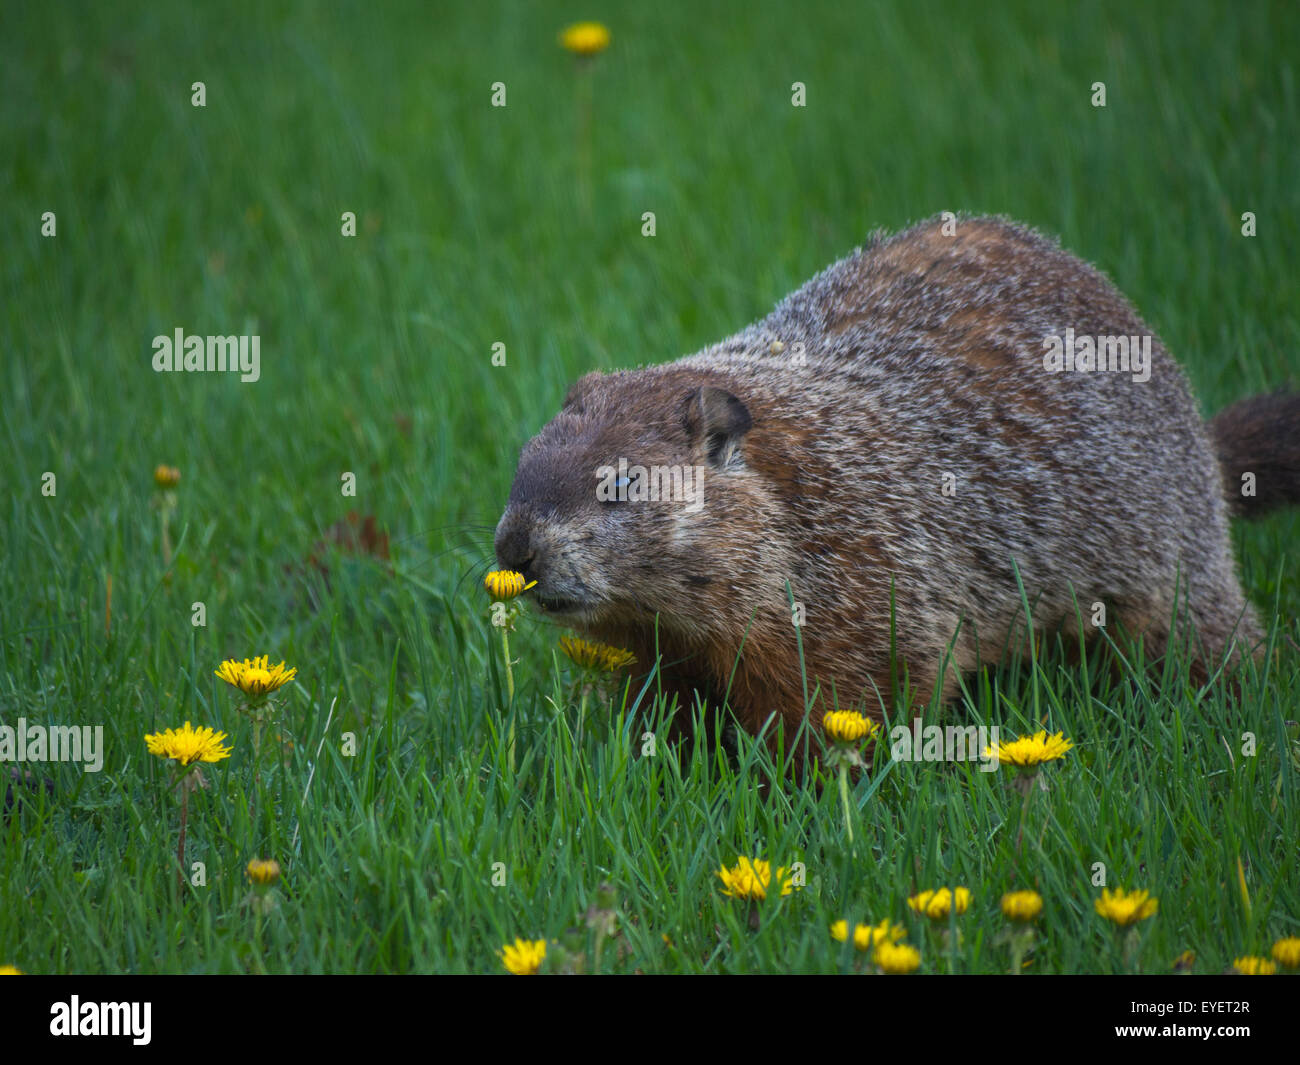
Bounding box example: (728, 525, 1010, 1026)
(1, 0, 1297, 975)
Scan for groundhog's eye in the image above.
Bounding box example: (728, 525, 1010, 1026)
(600, 473, 631, 505)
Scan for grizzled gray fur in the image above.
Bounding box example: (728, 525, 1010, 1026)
(495, 214, 1299, 748)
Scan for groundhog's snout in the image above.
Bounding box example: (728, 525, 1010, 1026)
(494, 498, 605, 617)
(493, 503, 538, 580)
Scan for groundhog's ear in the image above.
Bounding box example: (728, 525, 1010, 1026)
(684, 386, 752, 468)
(563, 371, 604, 412)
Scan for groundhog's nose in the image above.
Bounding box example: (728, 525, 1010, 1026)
(494, 506, 539, 581)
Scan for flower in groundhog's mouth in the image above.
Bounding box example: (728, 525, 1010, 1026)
(716, 857, 797, 901)
(830, 918, 907, 951)
(215, 655, 297, 698)
(144, 721, 232, 766)
(1094, 887, 1158, 926)
(559, 635, 635, 672)
(559, 21, 610, 56)
(908, 886, 972, 920)
(484, 570, 537, 600)
(984, 729, 1074, 768)
(1000, 890, 1044, 922)
(822, 710, 879, 745)
(499, 938, 546, 975)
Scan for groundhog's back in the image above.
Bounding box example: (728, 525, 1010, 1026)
(663, 215, 1231, 709)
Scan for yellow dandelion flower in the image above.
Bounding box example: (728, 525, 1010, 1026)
(0, 965, 21, 975)
(215, 655, 298, 698)
(716, 857, 796, 901)
(484, 570, 537, 600)
(1094, 887, 1158, 926)
(560, 21, 610, 56)
(499, 937, 546, 975)
(823, 710, 879, 745)
(144, 721, 232, 766)
(908, 886, 972, 920)
(984, 729, 1074, 768)
(559, 635, 636, 672)
(153, 464, 181, 489)
(1000, 890, 1044, 922)
(1231, 955, 1277, 976)
(246, 858, 281, 886)
(831, 918, 907, 951)
(1271, 936, 1300, 969)
(874, 941, 922, 974)
(1171, 950, 1196, 972)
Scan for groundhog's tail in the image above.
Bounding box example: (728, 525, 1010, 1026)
(1209, 391, 1300, 518)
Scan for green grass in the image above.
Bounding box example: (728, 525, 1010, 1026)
(2, 0, 1297, 974)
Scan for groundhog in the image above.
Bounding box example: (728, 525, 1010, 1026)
(494, 214, 1299, 751)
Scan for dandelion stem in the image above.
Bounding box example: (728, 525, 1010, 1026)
(176, 784, 189, 896)
(1014, 771, 1036, 855)
(1122, 926, 1141, 973)
(160, 506, 172, 570)
(252, 907, 266, 976)
(501, 626, 516, 772)
(837, 762, 854, 844)
(1008, 927, 1034, 974)
(501, 627, 515, 702)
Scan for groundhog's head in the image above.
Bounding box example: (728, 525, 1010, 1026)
(494, 367, 763, 635)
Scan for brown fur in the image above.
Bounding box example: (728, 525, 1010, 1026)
(494, 215, 1300, 751)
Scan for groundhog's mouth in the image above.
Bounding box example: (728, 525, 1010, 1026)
(534, 594, 583, 615)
